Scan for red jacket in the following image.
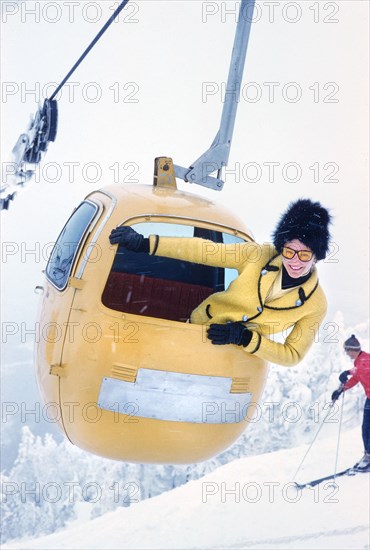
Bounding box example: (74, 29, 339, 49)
(344, 351, 370, 399)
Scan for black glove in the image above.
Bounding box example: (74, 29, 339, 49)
(339, 370, 350, 384)
(331, 388, 343, 402)
(109, 226, 148, 252)
(207, 322, 252, 347)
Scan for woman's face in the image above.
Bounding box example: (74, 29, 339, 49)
(281, 239, 316, 278)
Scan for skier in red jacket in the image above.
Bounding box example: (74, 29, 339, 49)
(332, 334, 370, 471)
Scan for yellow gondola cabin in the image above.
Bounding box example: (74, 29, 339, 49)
(34, 180, 268, 463)
(31, 0, 265, 463)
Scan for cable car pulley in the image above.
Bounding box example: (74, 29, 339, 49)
(1, 0, 130, 210)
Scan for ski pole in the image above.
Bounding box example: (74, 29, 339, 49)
(333, 390, 345, 479)
(292, 396, 340, 481)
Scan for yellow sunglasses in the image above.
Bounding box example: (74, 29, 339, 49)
(282, 246, 313, 262)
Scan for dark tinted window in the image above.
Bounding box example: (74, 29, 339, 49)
(46, 201, 98, 290)
(102, 222, 245, 322)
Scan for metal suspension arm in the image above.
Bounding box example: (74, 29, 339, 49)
(174, 0, 255, 190)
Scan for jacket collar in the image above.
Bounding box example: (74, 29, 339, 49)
(259, 254, 319, 310)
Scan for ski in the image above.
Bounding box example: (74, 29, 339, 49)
(294, 465, 362, 489)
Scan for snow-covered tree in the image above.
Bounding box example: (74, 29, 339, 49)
(2, 314, 368, 544)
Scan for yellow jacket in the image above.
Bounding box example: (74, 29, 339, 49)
(149, 237, 327, 367)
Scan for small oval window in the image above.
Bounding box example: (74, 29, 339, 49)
(46, 201, 98, 290)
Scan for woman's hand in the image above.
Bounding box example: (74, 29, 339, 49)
(109, 226, 147, 252)
(207, 322, 252, 347)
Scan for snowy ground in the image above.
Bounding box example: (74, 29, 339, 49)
(4, 428, 369, 550)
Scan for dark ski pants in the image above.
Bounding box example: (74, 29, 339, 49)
(362, 398, 370, 453)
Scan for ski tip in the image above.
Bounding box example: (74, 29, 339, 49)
(293, 482, 308, 490)
(353, 465, 370, 473)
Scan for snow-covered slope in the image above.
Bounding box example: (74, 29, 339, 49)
(4, 428, 369, 550)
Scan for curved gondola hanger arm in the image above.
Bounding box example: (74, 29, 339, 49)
(175, 0, 256, 191)
(1, 0, 255, 210)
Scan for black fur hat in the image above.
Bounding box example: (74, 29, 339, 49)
(272, 198, 332, 260)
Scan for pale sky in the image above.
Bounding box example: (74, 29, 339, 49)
(1, 0, 369, 334)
